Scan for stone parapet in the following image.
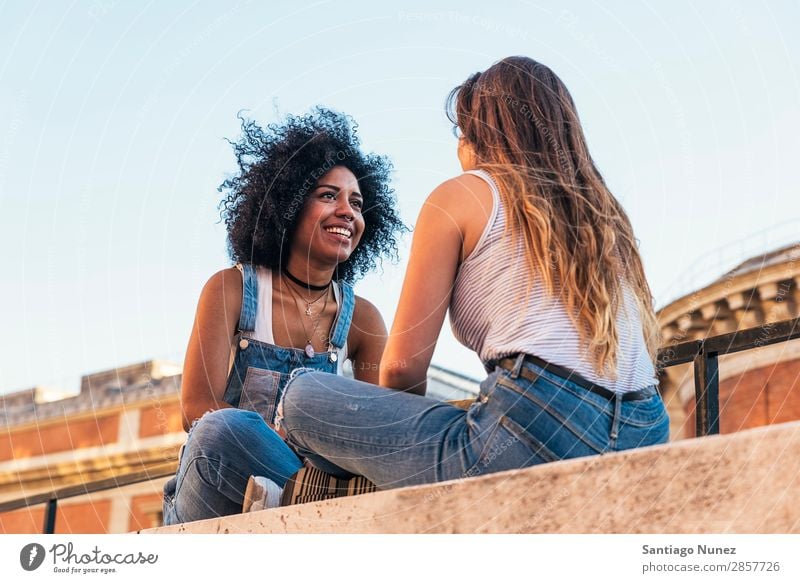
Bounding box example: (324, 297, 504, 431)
(142, 420, 800, 534)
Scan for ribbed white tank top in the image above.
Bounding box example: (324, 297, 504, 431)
(448, 170, 657, 393)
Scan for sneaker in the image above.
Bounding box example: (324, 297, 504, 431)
(242, 476, 283, 513)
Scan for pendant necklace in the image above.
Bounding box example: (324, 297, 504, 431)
(302, 291, 327, 316)
(282, 269, 330, 315)
(283, 274, 330, 358)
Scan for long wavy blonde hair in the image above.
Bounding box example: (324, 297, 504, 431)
(447, 56, 659, 377)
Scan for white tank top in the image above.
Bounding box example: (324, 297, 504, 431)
(448, 170, 657, 393)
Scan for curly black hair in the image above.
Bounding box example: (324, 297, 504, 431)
(219, 107, 405, 283)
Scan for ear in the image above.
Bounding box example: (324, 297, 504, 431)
(457, 137, 477, 171)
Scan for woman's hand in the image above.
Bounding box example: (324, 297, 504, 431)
(180, 268, 242, 431)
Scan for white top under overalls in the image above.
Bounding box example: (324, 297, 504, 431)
(233, 265, 348, 374)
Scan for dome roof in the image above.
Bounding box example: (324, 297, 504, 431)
(720, 242, 800, 281)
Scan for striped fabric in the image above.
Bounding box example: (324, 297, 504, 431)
(449, 170, 658, 393)
(280, 467, 378, 506)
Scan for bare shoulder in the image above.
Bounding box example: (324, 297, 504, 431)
(198, 267, 243, 315)
(347, 295, 387, 380)
(347, 294, 387, 351)
(424, 174, 494, 260)
(351, 295, 386, 334)
(426, 173, 494, 211)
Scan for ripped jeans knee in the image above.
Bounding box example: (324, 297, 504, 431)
(274, 366, 317, 434)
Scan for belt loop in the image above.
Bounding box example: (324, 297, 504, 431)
(609, 392, 622, 446)
(510, 353, 525, 379)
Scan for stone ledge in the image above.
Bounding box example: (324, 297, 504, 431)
(141, 420, 800, 534)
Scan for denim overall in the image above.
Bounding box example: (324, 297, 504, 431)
(162, 264, 355, 525)
(222, 263, 355, 424)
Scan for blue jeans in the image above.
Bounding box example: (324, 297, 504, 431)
(162, 409, 303, 525)
(280, 356, 669, 489)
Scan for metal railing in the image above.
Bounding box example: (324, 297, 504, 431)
(2, 316, 799, 533)
(0, 463, 176, 534)
(656, 317, 800, 436)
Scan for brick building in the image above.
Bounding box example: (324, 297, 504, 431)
(0, 360, 478, 533)
(0, 361, 184, 533)
(658, 243, 800, 438)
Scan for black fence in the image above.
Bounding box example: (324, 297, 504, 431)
(656, 317, 800, 437)
(2, 316, 799, 533)
(0, 464, 176, 534)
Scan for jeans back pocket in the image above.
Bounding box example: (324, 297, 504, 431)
(618, 394, 668, 428)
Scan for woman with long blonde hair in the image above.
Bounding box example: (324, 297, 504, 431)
(277, 57, 668, 489)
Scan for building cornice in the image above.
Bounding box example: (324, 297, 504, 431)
(659, 259, 800, 327)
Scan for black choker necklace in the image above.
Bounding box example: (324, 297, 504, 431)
(283, 268, 331, 291)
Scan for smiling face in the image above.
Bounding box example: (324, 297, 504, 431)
(289, 165, 365, 270)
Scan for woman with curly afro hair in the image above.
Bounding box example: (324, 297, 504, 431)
(162, 108, 405, 525)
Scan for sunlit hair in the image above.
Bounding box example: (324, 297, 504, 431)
(447, 56, 659, 377)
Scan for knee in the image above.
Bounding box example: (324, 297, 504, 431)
(279, 371, 328, 433)
(185, 408, 261, 455)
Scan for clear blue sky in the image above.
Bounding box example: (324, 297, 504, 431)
(1, 0, 798, 394)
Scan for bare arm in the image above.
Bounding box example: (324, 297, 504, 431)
(348, 296, 388, 384)
(180, 268, 242, 432)
(379, 179, 467, 395)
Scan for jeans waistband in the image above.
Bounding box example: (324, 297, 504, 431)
(497, 354, 656, 402)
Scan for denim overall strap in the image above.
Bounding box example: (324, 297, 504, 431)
(238, 263, 259, 333)
(328, 281, 355, 349)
